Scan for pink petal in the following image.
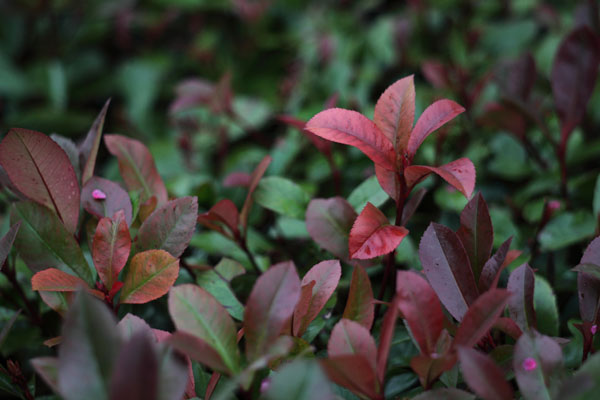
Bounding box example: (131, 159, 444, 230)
(522, 357, 537, 371)
(591, 324, 598, 335)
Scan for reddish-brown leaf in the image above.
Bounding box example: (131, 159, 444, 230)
(306, 108, 396, 170)
(293, 260, 341, 337)
(493, 317, 523, 340)
(376, 295, 400, 383)
(401, 187, 427, 225)
(197, 199, 239, 238)
(502, 53, 537, 102)
(92, 210, 131, 291)
(0, 223, 20, 271)
(328, 319, 377, 371)
(479, 237, 513, 292)
(373, 76, 415, 152)
(422, 61, 451, 89)
(79, 99, 111, 185)
(457, 193, 494, 281)
(0, 128, 80, 233)
(104, 134, 168, 205)
(404, 158, 476, 199)
(342, 266, 374, 329)
(458, 347, 514, 400)
(120, 250, 179, 304)
(454, 289, 511, 348)
(31, 268, 103, 299)
(306, 197, 357, 262)
(406, 100, 465, 158)
(348, 202, 408, 260)
(81, 177, 133, 226)
(552, 27, 600, 138)
(168, 331, 230, 374)
(320, 355, 381, 400)
(374, 164, 399, 202)
(135, 196, 198, 258)
(410, 352, 456, 389)
(223, 172, 251, 188)
(578, 237, 600, 323)
(507, 264, 536, 332)
(396, 271, 444, 355)
(243, 261, 300, 361)
(240, 155, 272, 230)
(419, 223, 478, 321)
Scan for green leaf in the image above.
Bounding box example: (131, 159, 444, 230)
(196, 269, 245, 321)
(254, 176, 310, 219)
(534, 276, 559, 337)
(11, 201, 93, 284)
(263, 359, 333, 400)
(539, 211, 596, 251)
(594, 174, 600, 217)
(347, 175, 389, 213)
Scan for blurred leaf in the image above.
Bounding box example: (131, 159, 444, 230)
(534, 276, 559, 337)
(263, 359, 333, 400)
(254, 176, 310, 219)
(539, 211, 596, 251)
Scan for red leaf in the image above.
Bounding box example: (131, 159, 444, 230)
(396, 271, 444, 355)
(405, 158, 476, 199)
(92, 210, 131, 291)
(222, 172, 251, 188)
(493, 317, 523, 340)
(454, 289, 511, 348)
(402, 187, 427, 225)
(243, 261, 300, 361)
(197, 199, 239, 238)
(373, 76, 415, 152)
(306, 197, 357, 262)
(79, 99, 111, 185)
(103, 134, 168, 205)
(376, 295, 400, 383)
(457, 193, 494, 281)
(31, 268, 103, 299)
(293, 260, 341, 337)
(374, 164, 399, 202)
(406, 100, 465, 158)
(81, 177, 133, 226)
(320, 355, 381, 400)
(410, 352, 456, 389)
(507, 264, 536, 332)
(135, 196, 198, 258)
(167, 331, 230, 374)
(343, 266, 374, 329)
(479, 237, 513, 292)
(329, 319, 377, 371)
(422, 61, 451, 89)
(348, 202, 409, 260)
(552, 27, 600, 138)
(458, 347, 514, 400)
(0, 223, 20, 271)
(120, 249, 179, 304)
(502, 53, 537, 102)
(419, 223, 478, 321)
(240, 155, 272, 230)
(578, 237, 600, 323)
(306, 108, 396, 170)
(0, 128, 80, 234)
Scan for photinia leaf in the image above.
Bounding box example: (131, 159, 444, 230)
(39, 291, 72, 316)
(240, 155, 272, 231)
(11, 201, 93, 284)
(454, 289, 511, 348)
(396, 270, 444, 355)
(342, 266, 375, 329)
(406, 99, 465, 159)
(81, 177, 133, 226)
(278, 115, 332, 155)
(117, 313, 153, 340)
(31, 357, 60, 394)
(196, 267, 245, 321)
(293, 259, 341, 337)
(402, 187, 427, 225)
(412, 388, 475, 400)
(551, 27, 600, 138)
(223, 171, 251, 188)
(502, 53, 537, 102)
(167, 331, 231, 375)
(93, 210, 131, 291)
(577, 237, 600, 323)
(411, 352, 456, 390)
(306, 108, 396, 170)
(254, 176, 310, 219)
(0, 222, 20, 270)
(79, 99, 111, 185)
(320, 355, 381, 400)
(479, 237, 513, 292)
(0, 128, 80, 233)
(507, 264, 536, 332)
(135, 196, 198, 258)
(51, 134, 80, 182)
(457, 347, 514, 400)
(103, 134, 168, 205)
(375, 294, 399, 383)
(419, 223, 478, 321)
(405, 158, 476, 199)
(168, 284, 240, 374)
(197, 199, 240, 238)
(243, 261, 300, 362)
(493, 317, 523, 341)
(120, 250, 179, 304)
(305, 197, 357, 262)
(374, 164, 399, 202)
(58, 292, 120, 400)
(263, 359, 333, 400)
(31, 268, 103, 298)
(348, 202, 409, 260)
(513, 331, 563, 400)
(108, 332, 159, 400)
(373, 75, 416, 152)
(328, 319, 377, 370)
(457, 193, 494, 281)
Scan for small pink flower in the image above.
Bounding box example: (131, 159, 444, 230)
(591, 325, 598, 335)
(92, 189, 107, 200)
(522, 357, 537, 371)
(260, 378, 271, 393)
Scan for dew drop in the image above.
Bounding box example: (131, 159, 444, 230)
(92, 189, 107, 200)
(522, 357, 537, 371)
(591, 325, 597, 335)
